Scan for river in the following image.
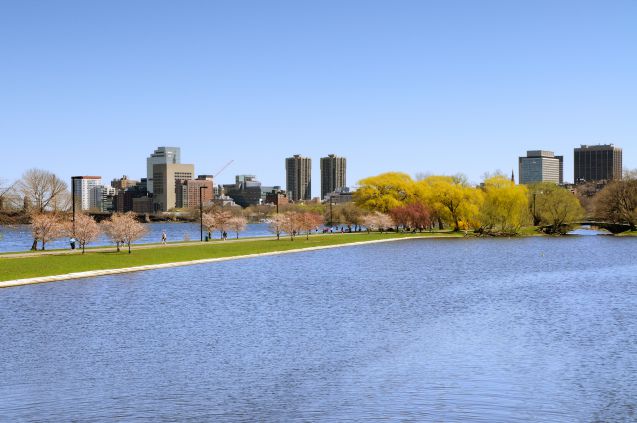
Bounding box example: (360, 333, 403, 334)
(1, 236, 636, 421)
(0, 222, 273, 253)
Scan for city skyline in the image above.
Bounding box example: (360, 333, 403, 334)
(1, 1, 636, 196)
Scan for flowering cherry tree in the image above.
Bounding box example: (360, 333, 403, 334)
(30, 213, 64, 250)
(228, 215, 248, 239)
(70, 213, 101, 253)
(103, 212, 146, 253)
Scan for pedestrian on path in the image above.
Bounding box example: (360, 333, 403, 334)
(70, 237, 76, 250)
(161, 231, 167, 245)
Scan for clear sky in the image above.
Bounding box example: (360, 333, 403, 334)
(1, 0, 635, 196)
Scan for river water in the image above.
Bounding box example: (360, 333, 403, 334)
(0, 222, 272, 252)
(1, 236, 636, 421)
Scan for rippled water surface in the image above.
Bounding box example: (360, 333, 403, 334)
(1, 237, 636, 421)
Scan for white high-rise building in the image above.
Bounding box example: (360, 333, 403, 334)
(72, 176, 102, 211)
(90, 185, 117, 212)
(146, 147, 181, 193)
(518, 150, 563, 185)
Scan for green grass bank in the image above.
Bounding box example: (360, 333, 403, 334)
(0, 232, 462, 283)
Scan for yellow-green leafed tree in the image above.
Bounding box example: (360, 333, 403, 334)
(480, 176, 530, 234)
(354, 172, 416, 213)
(417, 175, 482, 232)
(531, 183, 584, 234)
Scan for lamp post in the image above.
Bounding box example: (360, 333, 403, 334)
(71, 176, 80, 236)
(532, 192, 537, 225)
(199, 186, 208, 241)
(532, 190, 544, 226)
(329, 198, 335, 228)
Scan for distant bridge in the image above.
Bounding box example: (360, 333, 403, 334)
(575, 221, 633, 234)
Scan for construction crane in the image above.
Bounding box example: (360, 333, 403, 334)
(214, 160, 234, 178)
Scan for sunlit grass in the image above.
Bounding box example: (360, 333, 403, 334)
(0, 231, 461, 282)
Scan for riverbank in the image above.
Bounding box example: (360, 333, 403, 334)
(0, 232, 462, 287)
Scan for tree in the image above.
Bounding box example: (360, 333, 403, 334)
(102, 217, 126, 252)
(298, 212, 323, 239)
(268, 213, 287, 240)
(390, 203, 432, 231)
(623, 168, 637, 180)
(594, 180, 637, 230)
(407, 203, 433, 231)
(227, 216, 248, 239)
(418, 175, 482, 231)
(336, 203, 365, 231)
(30, 213, 64, 250)
(18, 169, 68, 213)
(534, 185, 584, 234)
(280, 211, 302, 240)
(479, 176, 530, 235)
(361, 212, 394, 233)
(202, 210, 234, 239)
(0, 178, 17, 211)
(67, 213, 101, 253)
(354, 172, 416, 213)
(103, 212, 147, 253)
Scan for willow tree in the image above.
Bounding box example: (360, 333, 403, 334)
(534, 185, 584, 234)
(418, 175, 482, 231)
(479, 176, 530, 234)
(354, 172, 416, 213)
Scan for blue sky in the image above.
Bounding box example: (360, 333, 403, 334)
(1, 0, 635, 196)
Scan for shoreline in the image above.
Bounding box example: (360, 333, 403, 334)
(0, 235, 446, 289)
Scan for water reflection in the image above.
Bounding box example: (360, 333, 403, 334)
(1, 237, 636, 421)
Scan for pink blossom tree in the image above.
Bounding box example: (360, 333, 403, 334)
(227, 215, 248, 239)
(268, 213, 287, 240)
(280, 211, 302, 241)
(298, 212, 323, 239)
(103, 212, 147, 253)
(202, 210, 234, 240)
(70, 213, 101, 254)
(30, 213, 64, 250)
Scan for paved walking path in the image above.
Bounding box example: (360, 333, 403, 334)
(0, 235, 446, 289)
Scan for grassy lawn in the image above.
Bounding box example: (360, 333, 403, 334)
(616, 230, 637, 237)
(0, 231, 461, 282)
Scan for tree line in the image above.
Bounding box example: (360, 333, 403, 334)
(28, 212, 147, 253)
(3, 168, 637, 238)
(353, 171, 637, 234)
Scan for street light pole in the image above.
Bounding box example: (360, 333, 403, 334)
(71, 176, 79, 236)
(532, 192, 537, 226)
(199, 186, 207, 242)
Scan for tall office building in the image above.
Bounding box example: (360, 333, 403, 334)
(518, 150, 563, 185)
(71, 176, 102, 211)
(285, 155, 312, 201)
(91, 185, 117, 212)
(152, 163, 195, 211)
(320, 154, 347, 200)
(176, 176, 214, 209)
(146, 147, 181, 193)
(574, 144, 623, 183)
(223, 175, 263, 207)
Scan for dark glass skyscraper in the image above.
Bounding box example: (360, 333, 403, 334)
(574, 144, 622, 183)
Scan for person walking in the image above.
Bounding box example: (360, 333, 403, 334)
(161, 230, 167, 245)
(69, 237, 76, 250)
